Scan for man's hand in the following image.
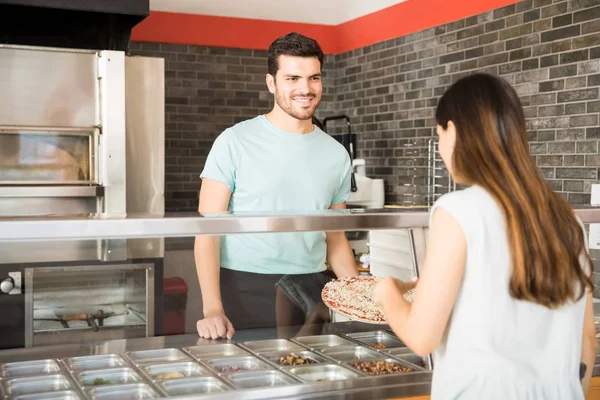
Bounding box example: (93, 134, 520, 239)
(196, 310, 235, 340)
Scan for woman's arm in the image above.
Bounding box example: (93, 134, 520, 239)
(374, 207, 466, 357)
(581, 289, 597, 396)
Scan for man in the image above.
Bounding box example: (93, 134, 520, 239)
(195, 32, 358, 340)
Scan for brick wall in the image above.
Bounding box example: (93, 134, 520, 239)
(131, 0, 599, 210)
(334, 0, 600, 206)
(129, 43, 337, 212)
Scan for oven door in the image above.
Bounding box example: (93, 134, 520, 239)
(24, 263, 154, 348)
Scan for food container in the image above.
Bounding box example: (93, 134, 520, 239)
(346, 331, 405, 350)
(287, 364, 362, 382)
(125, 348, 190, 365)
(159, 377, 231, 396)
(62, 355, 126, 372)
(86, 383, 160, 400)
(75, 368, 142, 387)
(347, 358, 422, 375)
(226, 370, 299, 389)
(391, 352, 431, 370)
(260, 350, 330, 367)
(2, 375, 71, 396)
(0, 360, 61, 377)
(207, 356, 272, 374)
(183, 344, 249, 360)
(320, 345, 383, 363)
(241, 339, 305, 354)
(142, 361, 209, 380)
(293, 335, 354, 350)
(9, 391, 82, 400)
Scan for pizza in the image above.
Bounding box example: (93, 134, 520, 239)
(322, 276, 415, 324)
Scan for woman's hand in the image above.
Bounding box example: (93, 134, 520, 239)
(373, 276, 417, 308)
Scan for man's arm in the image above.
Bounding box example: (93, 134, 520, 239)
(194, 178, 235, 339)
(325, 202, 359, 278)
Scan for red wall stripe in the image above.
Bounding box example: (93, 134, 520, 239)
(338, 0, 521, 53)
(131, 12, 340, 54)
(131, 0, 521, 55)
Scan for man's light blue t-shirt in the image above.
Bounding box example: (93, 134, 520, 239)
(200, 115, 352, 275)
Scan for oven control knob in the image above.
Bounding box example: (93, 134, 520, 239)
(0, 277, 14, 294)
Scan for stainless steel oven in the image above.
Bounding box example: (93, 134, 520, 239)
(25, 264, 155, 347)
(0, 44, 166, 350)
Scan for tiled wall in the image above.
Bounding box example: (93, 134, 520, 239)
(129, 43, 336, 212)
(131, 0, 600, 210)
(333, 0, 600, 205)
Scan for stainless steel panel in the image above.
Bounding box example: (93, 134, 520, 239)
(2, 375, 71, 396)
(0, 198, 97, 217)
(320, 346, 383, 363)
(9, 391, 83, 400)
(294, 335, 354, 350)
(207, 356, 272, 374)
(142, 361, 208, 380)
(0, 211, 432, 241)
(288, 364, 361, 382)
(0, 47, 98, 127)
(125, 348, 189, 365)
(226, 370, 300, 389)
(0, 360, 60, 377)
(159, 377, 231, 396)
(260, 350, 329, 367)
(62, 355, 126, 372)
(385, 347, 414, 355)
(184, 344, 249, 360)
(75, 367, 141, 387)
(241, 339, 305, 354)
(346, 331, 405, 350)
(86, 383, 160, 400)
(98, 51, 126, 218)
(0, 187, 102, 198)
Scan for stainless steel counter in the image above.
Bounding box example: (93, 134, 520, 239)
(0, 323, 433, 400)
(1, 321, 599, 399)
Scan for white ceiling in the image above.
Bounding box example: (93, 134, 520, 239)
(149, 0, 409, 25)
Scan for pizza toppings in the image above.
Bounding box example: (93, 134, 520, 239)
(351, 360, 414, 375)
(279, 352, 317, 366)
(322, 276, 386, 322)
(369, 343, 386, 350)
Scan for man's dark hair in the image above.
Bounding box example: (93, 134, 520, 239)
(267, 32, 324, 77)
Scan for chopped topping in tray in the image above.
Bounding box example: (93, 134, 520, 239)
(156, 371, 184, 379)
(368, 343, 386, 349)
(351, 360, 413, 375)
(279, 352, 318, 366)
(90, 378, 116, 385)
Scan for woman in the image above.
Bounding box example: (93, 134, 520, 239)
(374, 73, 597, 399)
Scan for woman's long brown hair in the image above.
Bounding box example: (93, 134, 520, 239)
(435, 73, 593, 308)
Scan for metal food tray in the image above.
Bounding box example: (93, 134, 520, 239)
(62, 355, 126, 372)
(75, 367, 142, 387)
(225, 370, 300, 389)
(125, 348, 190, 365)
(241, 339, 305, 354)
(390, 352, 431, 370)
(142, 361, 209, 381)
(159, 376, 232, 396)
(260, 350, 330, 368)
(347, 357, 424, 376)
(288, 364, 362, 383)
(86, 383, 160, 400)
(319, 345, 384, 363)
(8, 390, 83, 400)
(2, 374, 71, 396)
(346, 331, 405, 350)
(207, 356, 272, 374)
(0, 360, 61, 378)
(293, 335, 354, 350)
(183, 343, 249, 360)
